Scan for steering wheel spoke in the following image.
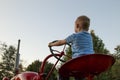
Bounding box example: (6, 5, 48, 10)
(49, 40, 71, 62)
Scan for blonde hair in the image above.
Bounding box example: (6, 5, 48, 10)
(76, 15, 90, 31)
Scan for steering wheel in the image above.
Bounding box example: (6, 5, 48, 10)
(49, 40, 71, 62)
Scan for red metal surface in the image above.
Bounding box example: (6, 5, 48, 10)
(46, 57, 60, 80)
(59, 54, 115, 79)
(38, 53, 63, 80)
(13, 72, 38, 80)
(9, 53, 63, 80)
(39, 54, 62, 73)
(2, 77, 9, 80)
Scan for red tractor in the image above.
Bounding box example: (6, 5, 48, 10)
(3, 40, 115, 80)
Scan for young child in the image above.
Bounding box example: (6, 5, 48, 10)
(48, 15, 94, 80)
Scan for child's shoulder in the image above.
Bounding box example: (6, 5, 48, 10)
(69, 31, 89, 38)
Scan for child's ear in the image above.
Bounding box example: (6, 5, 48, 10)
(76, 24, 79, 28)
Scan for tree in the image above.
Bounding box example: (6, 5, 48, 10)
(63, 47, 72, 61)
(0, 43, 16, 79)
(110, 45, 120, 79)
(96, 45, 120, 80)
(19, 63, 24, 73)
(26, 60, 57, 80)
(114, 45, 120, 59)
(90, 30, 109, 54)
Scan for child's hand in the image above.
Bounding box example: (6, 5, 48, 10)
(48, 40, 58, 47)
(48, 42, 53, 47)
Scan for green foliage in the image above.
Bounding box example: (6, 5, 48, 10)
(26, 60, 57, 80)
(0, 43, 16, 79)
(114, 45, 120, 59)
(26, 60, 41, 72)
(111, 45, 120, 79)
(19, 63, 25, 73)
(90, 30, 109, 54)
(63, 47, 72, 62)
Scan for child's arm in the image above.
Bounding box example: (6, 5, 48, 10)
(48, 40, 66, 47)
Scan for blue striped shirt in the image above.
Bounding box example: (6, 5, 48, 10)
(65, 31, 94, 58)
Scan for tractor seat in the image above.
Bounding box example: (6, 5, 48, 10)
(59, 54, 115, 78)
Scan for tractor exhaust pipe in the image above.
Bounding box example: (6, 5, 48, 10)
(14, 39, 21, 75)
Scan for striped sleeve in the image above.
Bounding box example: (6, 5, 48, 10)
(65, 34, 75, 43)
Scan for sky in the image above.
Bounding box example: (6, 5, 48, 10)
(0, 0, 120, 66)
